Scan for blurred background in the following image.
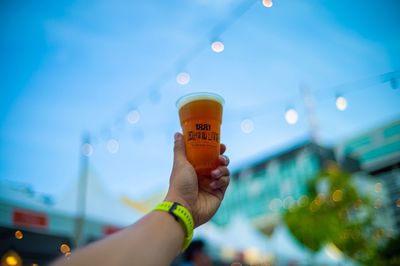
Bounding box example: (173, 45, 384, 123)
(1, 0, 400, 265)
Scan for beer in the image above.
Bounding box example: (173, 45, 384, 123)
(177, 92, 224, 180)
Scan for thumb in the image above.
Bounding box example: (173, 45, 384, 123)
(173, 132, 187, 164)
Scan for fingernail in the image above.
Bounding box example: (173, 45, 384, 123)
(174, 133, 181, 141)
(211, 169, 220, 178)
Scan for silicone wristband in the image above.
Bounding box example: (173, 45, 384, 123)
(154, 201, 194, 251)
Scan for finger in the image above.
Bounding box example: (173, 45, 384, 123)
(220, 144, 226, 155)
(173, 133, 186, 165)
(211, 166, 230, 179)
(209, 176, 230, 190)
(221, 176, 230, 195)
(218, 155, 230, 166)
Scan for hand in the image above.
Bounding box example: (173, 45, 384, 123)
(165, 133, 230, 227)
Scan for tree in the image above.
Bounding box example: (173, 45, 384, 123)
(284, 163, 389, 264)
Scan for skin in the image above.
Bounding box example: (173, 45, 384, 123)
(52, 132, 230, 266)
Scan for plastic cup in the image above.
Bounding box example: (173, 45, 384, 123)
(176, 92, 224, 181)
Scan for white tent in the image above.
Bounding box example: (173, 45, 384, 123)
(53, 168, 141, 226)
(269, 224, 314, 265)
(223, 215, 273, 252)
(195, 215, 275, 264)
(194, 221, 227, 247)
(314, 243, 359, 266)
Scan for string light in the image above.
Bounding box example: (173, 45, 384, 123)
(14, 230, 23, 240)
(5, 256, 18, 266)
(241, 119, 254, 134)
(262, 0, 273, 8)
(211, 41, 224, 53)
(176, 72, 191, 85)
(71, 0, 397, 170)
(60, 244, 71, 254)
(82, 143, 93, 157)
(1, 250, 22, 266)
(335, 95, 348, 111)
(126, 110, 140, 124)
(107, 139, 120, 154)
(285, 108, 298, 125)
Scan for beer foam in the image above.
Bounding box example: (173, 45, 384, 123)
(176, 92, 224, 110)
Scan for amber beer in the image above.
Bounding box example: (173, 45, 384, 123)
(177, 92, 224, 180)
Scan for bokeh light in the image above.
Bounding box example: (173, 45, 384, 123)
(60, 244, 71, 254)
(262, 0, 273, 8)
(107, 139, 120, 154)
(285, 108, 298, 125)
(335, 95, 348, 111)
(309, 200, 320, 212)
(298, 195, 309, 207)
(268, 198, 282, 211)
(220, 246, 236, 261)
(126, 110, 140, 124)
(176, 72, 191, 85)
(241, 119, 254, 134)
(6, 256, 18, 266)
(283, 196, 294, 209)
(14, 230, 23, 240)
(1, 251, 22, 266)
(332, 189, 343, 202)
(374, 182, 382, 193)
(82, 143, 93, 157)
(211, 41, 225, 53)
(243, 248, 260, 264)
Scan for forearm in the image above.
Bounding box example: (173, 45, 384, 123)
(52, 211, 184, 266)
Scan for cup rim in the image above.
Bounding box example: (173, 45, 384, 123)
(176, 92, 225, 110)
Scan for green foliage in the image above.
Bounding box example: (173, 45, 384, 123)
(283, 164, 388, 264)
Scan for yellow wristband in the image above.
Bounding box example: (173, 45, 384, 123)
(154, 201, 194, 251)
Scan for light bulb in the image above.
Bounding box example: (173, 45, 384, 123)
(241, 119, 254, 134)
(262, 0, 273, 8)
(82, 143, 93, 157)
(126, 110, 140, 124)
(285, 108, 298, 125)
(107, 139, 120, 154)
(176, 72, 190, 85)
(211, 41, 224, 53)
(335, 96, 347, 111)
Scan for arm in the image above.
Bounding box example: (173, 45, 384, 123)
(52, 132, 230, 266)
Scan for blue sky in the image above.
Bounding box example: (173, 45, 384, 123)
(1, 0, 399, 200)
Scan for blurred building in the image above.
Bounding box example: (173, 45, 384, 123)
(336, 118, 400, 233)
(213, 119, 400, 236)
(212, 140, 349, 234)
(0, 171, 140, 265)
